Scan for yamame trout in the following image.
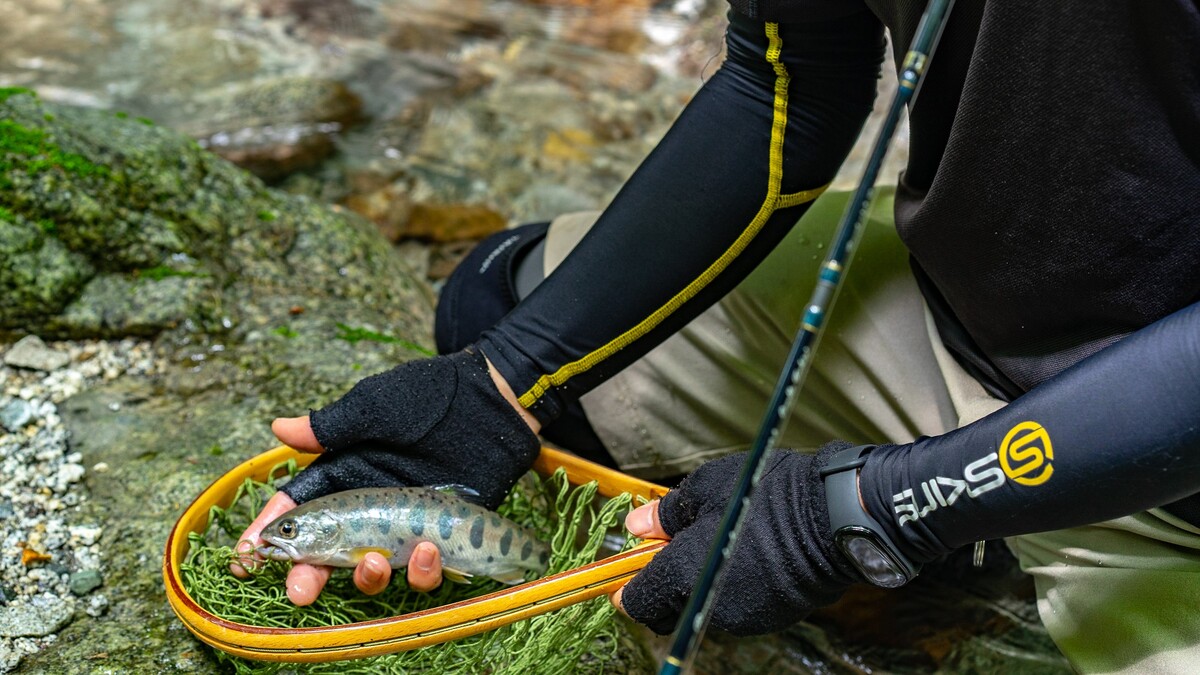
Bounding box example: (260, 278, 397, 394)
(258, 486, 550, 584)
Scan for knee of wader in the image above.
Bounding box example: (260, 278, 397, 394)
(434, 221, 550, 354)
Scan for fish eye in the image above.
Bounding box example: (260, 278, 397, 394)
(277, 519, 298, 539)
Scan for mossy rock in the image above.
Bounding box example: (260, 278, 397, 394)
(0, 88, 431, 342)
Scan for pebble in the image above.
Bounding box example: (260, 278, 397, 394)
(68, 526, 102, 547)
(83, 595, 108, 618)
(0, 401, 33, 433)
(3, 337, 70, 373)
(0, 338, 159, 669)
(0, 597, 74, 638)
(68, 570, 102, 597)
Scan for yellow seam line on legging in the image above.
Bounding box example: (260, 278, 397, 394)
(518, 22, 801, 409)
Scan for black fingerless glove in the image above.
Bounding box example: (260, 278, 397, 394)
(280, 349, 540, 510)
(621, 442, 860, 636)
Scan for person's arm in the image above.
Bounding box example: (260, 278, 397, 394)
(479, 9, 885, 424)
(235, 6, 887, 603)
(862, 299, 1200, 562)
(615, 300, 1200, 635)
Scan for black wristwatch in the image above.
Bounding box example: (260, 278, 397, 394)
(820, 444, 920, 588)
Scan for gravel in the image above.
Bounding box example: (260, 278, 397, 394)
(0, 337, 162, 672)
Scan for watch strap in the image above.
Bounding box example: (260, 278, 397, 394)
(821, 444, 920, 586)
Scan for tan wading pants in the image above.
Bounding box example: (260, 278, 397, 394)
(541, 189, 1200, 673)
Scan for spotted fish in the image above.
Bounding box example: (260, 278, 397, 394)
(257, 486, 550, 585)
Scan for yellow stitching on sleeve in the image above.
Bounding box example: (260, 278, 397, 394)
(776, 182, 830, 209)
(518, 22, 811, 409)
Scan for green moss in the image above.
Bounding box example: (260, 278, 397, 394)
(0, 205, 13, 222)
(134, 265, 204, 281)
(43, 113, 55, 122)
(115, 111, 128, 119)
(38, 219, 56, 235)
(335, 323, 434, 356)
(256, 209, 278, 222)
(137, 117, 155, 126)
(208, 444, 225, 457)
(272, 325, 298, 339)
(0, 119, 110, 184)
(0, 87, 35, 104)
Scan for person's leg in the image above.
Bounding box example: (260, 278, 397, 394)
(542, 189, 959, 479)
(1003, 516, 1200, 673)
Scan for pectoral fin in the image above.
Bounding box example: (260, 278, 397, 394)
(488, 568, 528, 586)
(349, 547, 394, 564)
(442, 565, 475, 585)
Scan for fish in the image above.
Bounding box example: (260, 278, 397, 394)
(257, 486, 551, 585)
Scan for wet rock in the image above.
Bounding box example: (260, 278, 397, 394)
(179, 78, 363, 138)
(522, 0, 655, 55)
(1, 76, 447, 675)
(258, 0, 378, 41)
(3, 337, 69, 372)
(510, 183, 600, 223)
(0, 90, 429, 342)
(51, 273, 220, 340)
(178, 77, 363, 181)
(68, 570, 102, 597)
(529, 42, 658, 95)
(343, 182, 414, 242)
(405, 203, 508, 242)
(428, 240, 479, 281)
(0, 400, 34, 432)
(386, 11, 504, 53)
(0, 597, 73, 638)
(204, 127, 337, 183)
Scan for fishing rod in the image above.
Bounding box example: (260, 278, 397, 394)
(659, 2, 956, 672)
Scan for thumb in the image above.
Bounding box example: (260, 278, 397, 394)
(617, 512, 719, 635)
(272, 416, 324, 453)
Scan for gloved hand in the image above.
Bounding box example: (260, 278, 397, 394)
(616, 442, 861, 636)
(281, 348, 541, 509)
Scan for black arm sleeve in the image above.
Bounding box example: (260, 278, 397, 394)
(476, 9, 884, 424)
(859, 301, 1200, 563)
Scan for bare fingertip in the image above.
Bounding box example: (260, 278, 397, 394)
(414, 543, 437, 572)
(287, 581, 314, 606)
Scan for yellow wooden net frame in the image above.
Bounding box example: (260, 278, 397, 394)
(163, 445, 668, 663)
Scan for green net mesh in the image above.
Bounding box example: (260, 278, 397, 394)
(179, 461, 649, 674)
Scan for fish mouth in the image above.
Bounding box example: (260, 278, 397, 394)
(256, 545, 295, 561)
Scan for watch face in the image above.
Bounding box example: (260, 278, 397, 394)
(837, 530, 909, 588)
